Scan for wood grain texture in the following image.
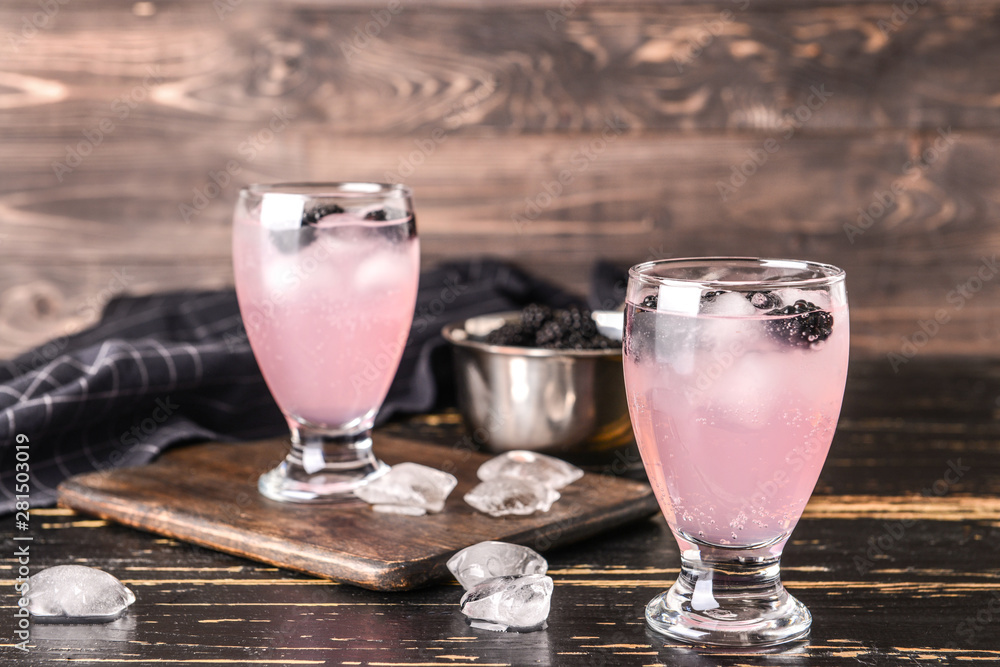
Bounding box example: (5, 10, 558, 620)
(3, 357, 999, 664)
(5, 1, 1000, 134)
(1, 0, 999, 359)
(2, 132, 997, 359)
(57, 433, 659, 591)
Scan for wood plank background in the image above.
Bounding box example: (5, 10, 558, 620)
(0, 0, 998, 359)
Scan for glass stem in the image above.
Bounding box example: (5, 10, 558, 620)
(672, 545, 786, 613)
(288, 426, 378, 475)
(257, 425, 389, 503)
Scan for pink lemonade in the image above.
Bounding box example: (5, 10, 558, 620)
(623, 290, 849, 548)
(233, 212, 419, 431)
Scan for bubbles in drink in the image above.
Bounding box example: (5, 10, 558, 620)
(654, 310, 699, 374)
(705, 352, 776, 431)
(233, 205, 420, 428)
(623, 285, 849, 548)
(260, 250, 295, 297)
(353, 243, 414, 293)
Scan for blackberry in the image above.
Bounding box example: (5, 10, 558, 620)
(746, 291, 780, 310)
(765, 300, 834, 348)
(702, 290, 725, 302)
(303, 203, 345, 225)
(521, 304, 552, 330)
(271, 203, 345, 254)
(555, 306, 598, 338)
(641, 294, 658, 310)
(565, 331, 587, 349)
(534, 320, 564, 347)
(485, 322, 530, 347)
(365, 206, 406, 222)
(481, 304, 617, 350)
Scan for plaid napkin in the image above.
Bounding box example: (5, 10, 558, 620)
(0, 259, 581, 514)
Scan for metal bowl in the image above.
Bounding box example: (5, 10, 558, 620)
(441, 311, 636, 467)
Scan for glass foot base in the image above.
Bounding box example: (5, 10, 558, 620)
(645, 586, 810, 647)
(258, 427, 389, 503)
(646, 544, 811, 647)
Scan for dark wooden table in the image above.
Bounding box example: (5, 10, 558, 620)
(4, 356, 999, 665)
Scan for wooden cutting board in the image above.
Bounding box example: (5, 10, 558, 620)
(57, 434, 658, 591)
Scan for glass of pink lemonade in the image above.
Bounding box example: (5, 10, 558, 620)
(623, 257, 849, 647)
(232, 183, 420, 502)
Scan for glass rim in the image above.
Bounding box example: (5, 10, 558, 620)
(242, 182, 412, 198)
(628, 257, 845, 290)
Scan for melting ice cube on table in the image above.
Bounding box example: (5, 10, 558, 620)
(460, 574, 554, 632)
(476, 450, 583, 490)
(464, 479, 560, 517)
(447, 541, 548, 590)
(353, 462, 457, 515)
(28, 565, 135, 623)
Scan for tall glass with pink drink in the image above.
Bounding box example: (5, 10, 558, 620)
(623, 258, 848, 647)
(232, 183, 419, 503)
